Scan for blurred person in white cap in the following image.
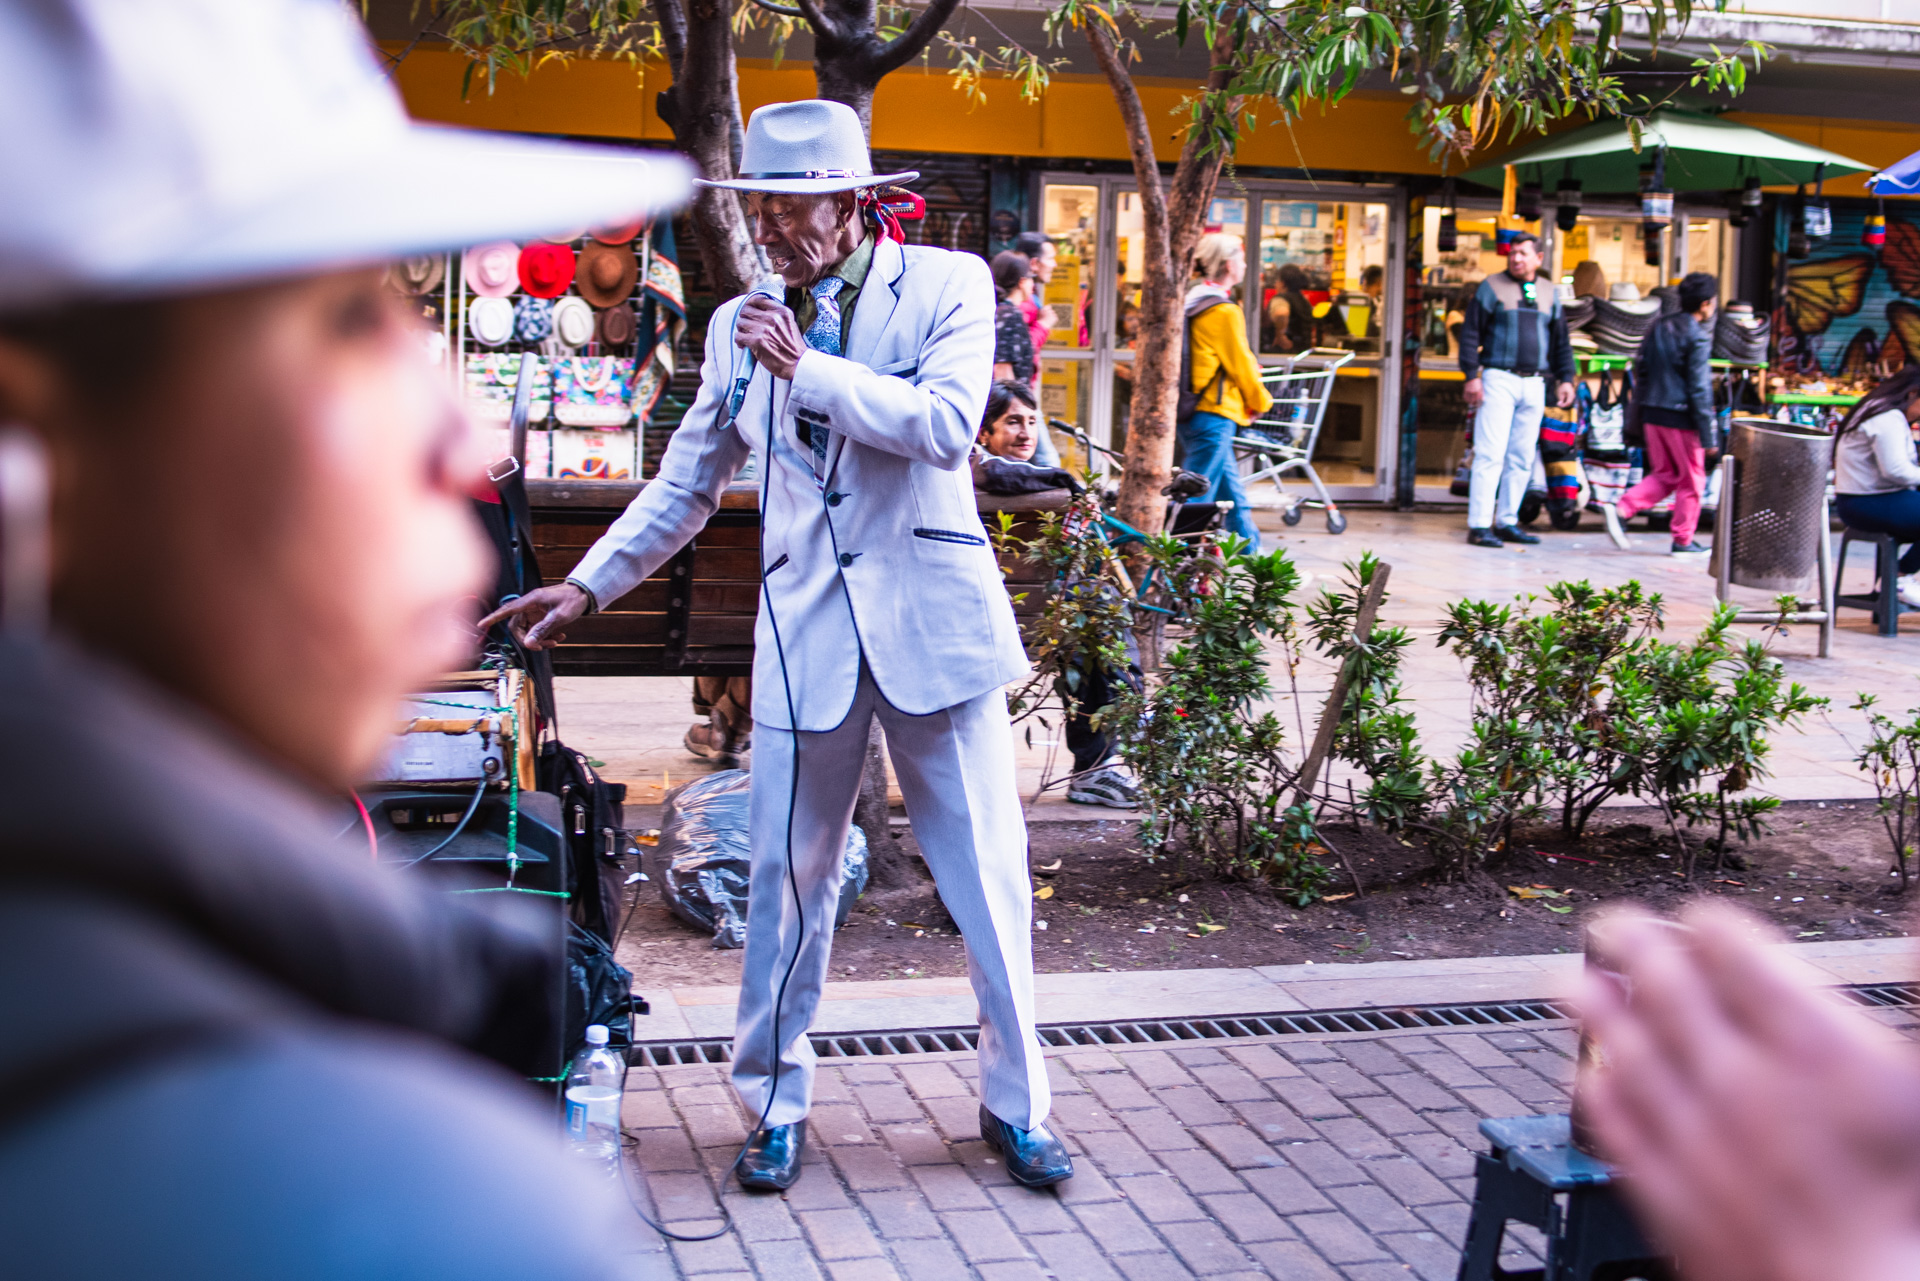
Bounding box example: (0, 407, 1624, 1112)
(484, 98, 1072, 1194)
(0, 0, 687, 1276)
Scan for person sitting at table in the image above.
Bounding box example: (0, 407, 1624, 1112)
(972, 381, 1142, 809)
(1832, 365, 1920, 607)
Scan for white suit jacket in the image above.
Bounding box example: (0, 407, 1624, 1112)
(567, 236, 1029, 732)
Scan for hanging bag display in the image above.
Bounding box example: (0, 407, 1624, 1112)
(551, 355, 637, 428)
(1585, 369, 1626, 455)
(464, 352, 550, 424)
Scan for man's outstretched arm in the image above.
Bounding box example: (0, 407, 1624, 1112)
(479, 305, 752, 649)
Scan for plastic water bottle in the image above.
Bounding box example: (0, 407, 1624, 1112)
(565, 1024, 624, 1173)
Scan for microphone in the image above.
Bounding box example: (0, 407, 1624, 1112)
(726, 283, 786, 423)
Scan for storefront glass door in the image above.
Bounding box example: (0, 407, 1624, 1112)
(1035, 175, 1402, 501)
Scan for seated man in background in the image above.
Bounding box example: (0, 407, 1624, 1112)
(973, 381, 1142, 809)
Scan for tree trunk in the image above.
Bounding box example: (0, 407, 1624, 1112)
(787, 0, 965, 141)
(655, 0, 769, 298)
(1088, 21, 1237, 541)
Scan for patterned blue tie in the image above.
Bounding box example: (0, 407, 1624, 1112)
(803, 276, 846, 471)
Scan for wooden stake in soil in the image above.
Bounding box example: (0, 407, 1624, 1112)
(1295, 561, 1392, 808)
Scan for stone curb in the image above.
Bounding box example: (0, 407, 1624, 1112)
(632, 937, 1916, 1041)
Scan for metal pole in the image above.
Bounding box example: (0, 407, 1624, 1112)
(1817, 493, 1835, 657)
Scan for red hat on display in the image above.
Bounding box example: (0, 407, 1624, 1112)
(591, 216, 645, 245)
(518, 242, 576, 299)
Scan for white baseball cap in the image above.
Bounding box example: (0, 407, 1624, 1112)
(0, 0, 693, 315)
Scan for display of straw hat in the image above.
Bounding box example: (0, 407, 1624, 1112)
(517, 243, 576, 299)
(576, 241, 638, 307)
(597, 303, 637, 349)
(1714, 307, 1771, 365)
(591, 218, 645, 245)
(552, 296, 596, 348)
(463, 242, 520, 298)
(467, 295, 514, 346)
(391, 253, 445, 295)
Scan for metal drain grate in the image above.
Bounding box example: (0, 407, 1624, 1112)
(1840, 981, 1920, 1009)
(627, 981, 1920, 1068)
(629, 996, 1579, 1067)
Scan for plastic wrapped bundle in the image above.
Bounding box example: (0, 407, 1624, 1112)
(646, 769, 869, 948)
(1713, 305, 1770, 365)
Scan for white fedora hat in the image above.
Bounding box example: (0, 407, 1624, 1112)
(552, 296, 596, 349)
(696, 100, 917, 195)
(0, 0, 694, 315)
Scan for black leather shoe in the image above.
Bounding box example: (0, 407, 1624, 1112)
(736, 1121, 806, 1191)
(1466, 527, 1503, 548)
(978, 1105, 1073, 1188)
(1493, 524, 1541, 545)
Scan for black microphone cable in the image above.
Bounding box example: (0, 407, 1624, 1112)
(617, 310, 811, 1243)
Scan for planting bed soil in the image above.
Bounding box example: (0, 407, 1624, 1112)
(614, 801, 1913, 988)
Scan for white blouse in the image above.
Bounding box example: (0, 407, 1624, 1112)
(1834, 409, 1920, 495)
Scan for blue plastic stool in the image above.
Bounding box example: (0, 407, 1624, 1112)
(1455, 1115, 1671, 1281)
(1834, 526, 1915, 638)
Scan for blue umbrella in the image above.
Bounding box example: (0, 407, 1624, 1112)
(1868, 149, 1920, 195)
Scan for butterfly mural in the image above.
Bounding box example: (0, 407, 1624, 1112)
(1885, 300, 1920, 371)
(1784, 254, 1873, 336)
(1837, 328, 1881, 382)
(1776, 208, 1920, 376)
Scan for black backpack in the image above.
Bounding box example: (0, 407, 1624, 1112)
(1175, 301, 1233, 423)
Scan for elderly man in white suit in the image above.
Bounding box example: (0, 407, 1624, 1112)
(484, 99, 1070, 1192)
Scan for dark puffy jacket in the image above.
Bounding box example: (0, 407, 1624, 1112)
(0, 636, 659, 1279)
(1633, 310, 1716, 446)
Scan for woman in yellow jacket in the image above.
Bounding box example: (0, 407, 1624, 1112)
(1182, 233, 1274, 551)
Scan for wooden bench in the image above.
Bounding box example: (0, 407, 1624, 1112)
(526, 479, 1068, 678)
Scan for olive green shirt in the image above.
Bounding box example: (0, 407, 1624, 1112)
(786, 234, 875, 341)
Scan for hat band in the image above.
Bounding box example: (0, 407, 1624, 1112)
(740, 169, 870, 180)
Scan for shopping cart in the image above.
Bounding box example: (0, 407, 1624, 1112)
(1233, 348, 1355, 535)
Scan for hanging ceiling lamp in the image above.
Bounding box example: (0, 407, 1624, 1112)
(1436, 178, 1458, 253)
(1554, 167, 1582, 233)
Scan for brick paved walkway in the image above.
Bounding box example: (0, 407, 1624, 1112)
(613, 949, 1920, 1279)
(622, 1023, 1591, 1280)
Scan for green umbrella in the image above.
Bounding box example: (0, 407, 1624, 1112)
(1460, 108, 1869, 192)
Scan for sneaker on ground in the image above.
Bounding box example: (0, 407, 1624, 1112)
(1899, 575, 1920, 609)
(1068, 762, 1142, 808)
(1671, 540, 1711, 557)
(1493, 524, 1541, 545)
(1465, 527, 1503, 549)
(1598, 502, 1630, 551)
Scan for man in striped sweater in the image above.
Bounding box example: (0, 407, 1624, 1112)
(1457, 233, 1576, 548)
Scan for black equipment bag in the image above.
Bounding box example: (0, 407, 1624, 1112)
(538, 742, 629, 946)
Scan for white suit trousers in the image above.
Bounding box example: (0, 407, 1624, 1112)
(731, 666, 1049, 1129)
(1468, 367, 1545, 529)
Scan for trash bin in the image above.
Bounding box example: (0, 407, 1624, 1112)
(1710, 417, 1833, 657)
